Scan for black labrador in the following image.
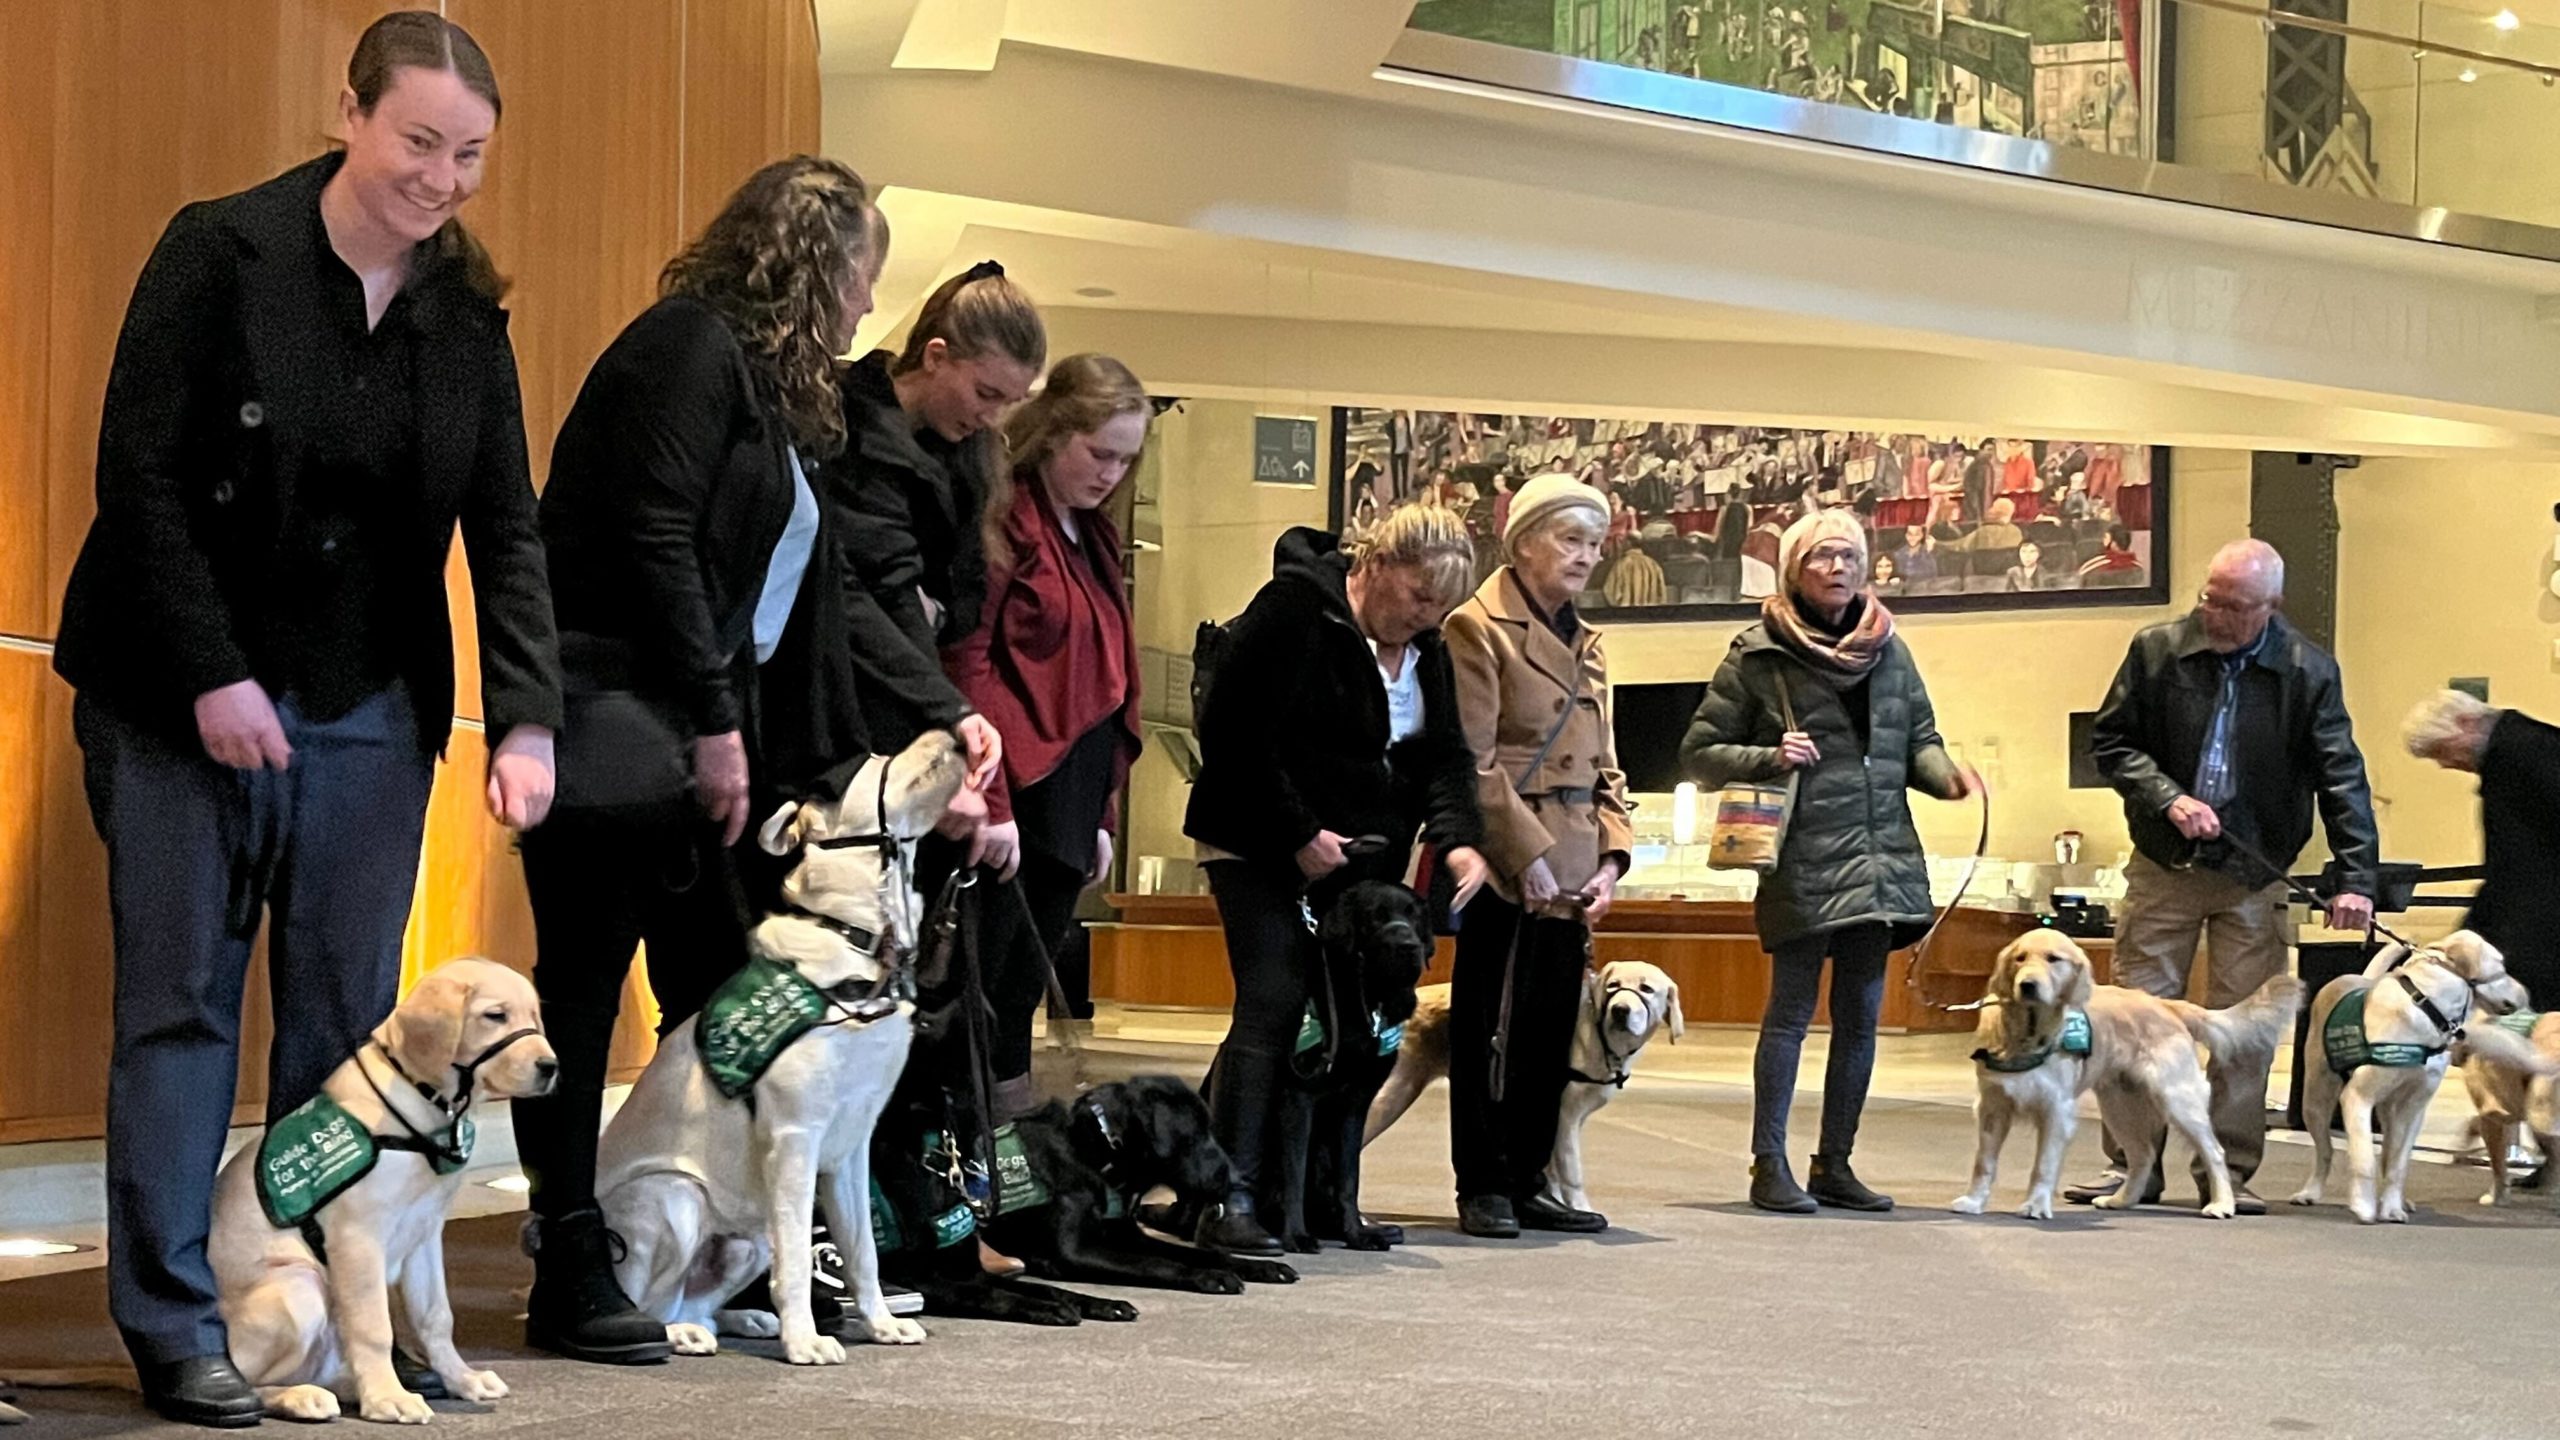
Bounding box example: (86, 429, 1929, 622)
(986, 1076, 1299, 1294)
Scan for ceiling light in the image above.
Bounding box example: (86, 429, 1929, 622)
(1074, 286, 1117, 300)
(483, 1175, 531, 1194)
(2461, 65, 2480, 80)
(2494, 8, 2521, 30)
(0, 1238, 88, 1259)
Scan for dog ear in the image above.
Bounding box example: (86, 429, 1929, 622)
(2062, 953, 2095, 1008)
(1988, 941, 2021, 1003)
(1662, 978, 1686, 1042)
(756, 800, 805, 856)
(388, 969, 471, 1080)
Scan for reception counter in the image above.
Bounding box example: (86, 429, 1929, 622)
(1091, 895, 2119, 1036)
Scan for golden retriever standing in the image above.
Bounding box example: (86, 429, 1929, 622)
(1951, 931, 2301, 1222)
(2453, 1011, 2560, 1206)
(2292, 931, 2527, 1223)
(209, 958, 557, 1423)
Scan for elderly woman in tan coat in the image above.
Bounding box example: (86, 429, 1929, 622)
(1442, 476, 1634, 1238)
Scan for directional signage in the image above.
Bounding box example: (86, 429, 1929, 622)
(1253, 415, 1319, 486)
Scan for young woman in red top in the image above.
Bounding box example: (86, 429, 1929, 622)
(942, 355, 1151, 1114)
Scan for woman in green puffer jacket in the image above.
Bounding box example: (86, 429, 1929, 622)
(1681, 509, 1977, 1216)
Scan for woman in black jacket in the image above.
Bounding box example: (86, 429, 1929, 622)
(51, 16, 559, 1424)
(512, 156, 879, 1364)
(1185, 507, 1491, 1254)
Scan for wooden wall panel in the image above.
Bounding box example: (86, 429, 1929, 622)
(0, 7, 58, 638)
(0, 0, 823, 1141)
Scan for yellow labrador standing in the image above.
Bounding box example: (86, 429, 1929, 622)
(209, 958, 557, 1423)
(2292, 931, 2527, 1224)
(1951, 931, 2301, 1221)
(2452, 1010, 2560, 1206)
(1365, 959, 1683, 1212)
(595, 732, 962, 1366)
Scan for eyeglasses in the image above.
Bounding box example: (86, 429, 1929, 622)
(2195, 588, 2271, 615)
(1802, 547, 1863, 571)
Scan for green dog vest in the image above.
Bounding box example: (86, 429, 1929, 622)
(2324, 986, 2441, 1075)
(697, 955, 831, 1099)
(256, 1093, 472, 1231)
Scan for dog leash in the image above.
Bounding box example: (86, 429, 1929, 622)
(2208, 829, 2412, 950)
(1906, 777, 1993, 1013)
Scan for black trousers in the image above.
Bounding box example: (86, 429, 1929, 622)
(1448, 894, 1589, 1201)
(978, 850, 1088, 1082)
(78, 686, 434, 1368)
(512, 809, 752, 1220)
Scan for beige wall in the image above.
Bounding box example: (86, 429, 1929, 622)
(2337, 456, 2560, 876)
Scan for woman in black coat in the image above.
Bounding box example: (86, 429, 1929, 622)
(1184, 508, 1491, 1254)
(51, 17, 560, 1425)
(511, 156, 879, 1365)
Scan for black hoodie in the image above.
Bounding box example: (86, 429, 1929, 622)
(1183, 527, 1482, 866)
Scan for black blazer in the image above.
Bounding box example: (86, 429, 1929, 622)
(823, 351, 978, 749)
(54, 154, 560, 753)
(2467, 711, 2560, 992)
(1184, 527, 1482, 866)
(2091, 611, 2379, 892)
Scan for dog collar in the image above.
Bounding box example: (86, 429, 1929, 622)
(1973, 1009, 2092, 1074)
(2395, 961, 2471, 1041)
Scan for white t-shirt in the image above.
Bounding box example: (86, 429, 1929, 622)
(1377, 640, 1423, 745)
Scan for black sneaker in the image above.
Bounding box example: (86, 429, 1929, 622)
(1806, 1154, 1893, 1212)
(137, 1356, 264, 1429)
(523, 1207, 672, 1365)
(1749, 1156, 1818, 1214)
(1515, 1194, 1607, 1232)
(393, 1347, 447, 1400)
(1458, 1194, 1521, 1238)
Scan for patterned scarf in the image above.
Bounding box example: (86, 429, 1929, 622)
(1760, 589, 1895, 676)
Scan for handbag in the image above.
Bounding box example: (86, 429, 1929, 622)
(1706, 662, 1800, 874)
(551, 633, 697, 821)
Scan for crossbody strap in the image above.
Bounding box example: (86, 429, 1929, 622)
(1474, 595, 1582, 794)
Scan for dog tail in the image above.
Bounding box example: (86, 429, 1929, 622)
(1362, 1050, 1432, 1148)
(2456, 1021, 2560, 1079)
(2175, 974, 2305, 1062)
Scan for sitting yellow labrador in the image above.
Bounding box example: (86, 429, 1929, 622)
(1952, 931, 2301, 1221)
(210, 958, 556, 1423)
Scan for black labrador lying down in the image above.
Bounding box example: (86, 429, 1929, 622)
(1193, 881, 1432, 1253)
(986, 1077, 1298, 1294)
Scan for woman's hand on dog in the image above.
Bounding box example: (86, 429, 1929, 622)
(1443, 845, 1490, 913)
(978, 819, 1023, 881)
(693, 729, 751, 846)
(486, 722, 556, 830)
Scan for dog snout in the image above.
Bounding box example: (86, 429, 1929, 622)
(532, 1055, 561, 1090)
(2015, 973, 2044, 1003)
(1605, 997, 1646, 1036)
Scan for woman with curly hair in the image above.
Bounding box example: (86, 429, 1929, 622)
(512, 155, 881, 1364)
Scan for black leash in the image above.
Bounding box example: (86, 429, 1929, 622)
(2209, 828, 2411, 950)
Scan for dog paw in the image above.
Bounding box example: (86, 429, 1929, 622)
(1948, 1194, 1985, 1215)
(2200, 1199, 2237, 1220)
(2349, 1200, 2379, 1225)
(1347, 1227, 1393, 1252)
(862, 1316, 926, 1347)
(2090, 1190, 2137, 1212)
(357, 1387, 434, 1425)
(2379, 1199, 2410, 1224)
(267, 1385, 340, 1422)
(782, 1332, 848, 1366)
(666, 1323, 719, 1357)
(448, 1369, 507, 1403)
(714, 1308, 781, 1339)
(1283, 1233, 1320, 1256)
(1079, 1297, 1139, 1323)
(1186, 1270, 1247, 1295)
(2287, 1189, 2320, 1207)
(1229, 1258, 1298, 1285)
(2480, 1191, 2502, 1207)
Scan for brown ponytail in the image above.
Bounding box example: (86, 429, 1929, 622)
(893, 263, 1046, 377)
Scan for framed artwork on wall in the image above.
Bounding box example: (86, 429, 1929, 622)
(1329, 407, 2172, 620)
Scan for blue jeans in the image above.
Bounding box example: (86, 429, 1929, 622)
(78, 685, 434, 1367)
(1750, 923, 1892, 1161)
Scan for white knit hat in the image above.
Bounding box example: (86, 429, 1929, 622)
(1777, 509, 1870, 590)
(1503, 474, 1611, 557)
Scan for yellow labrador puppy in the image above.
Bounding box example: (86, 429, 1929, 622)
(1364, 959, 1683, 1212)
(1952, 931, 2302, 1221)
(210, 958, 557, 1423)
(2293, 931, 2527, 1224)
(596, 732, 962, 1366)
(2452, 1010, 2560, 1206)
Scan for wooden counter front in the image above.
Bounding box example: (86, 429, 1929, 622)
(1092, 895, 2114, 1035)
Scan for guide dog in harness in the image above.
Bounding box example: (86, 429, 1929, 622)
(1365, 960, 1685, 1214)
(2292, 930, 2526, 1224)
(2451, 1004, 2560, 1207)
(593, 732, 964, 1364)
(1951, 930, 2303, 1222)
(208, 958, 556, 1423)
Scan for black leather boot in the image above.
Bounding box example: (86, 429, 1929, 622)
(1749, 1155, 1818, 1214)
(1197, 1043, 1285, 1256)
(524, 1206, 672, 1365)
(137, 1356, 263, 1429)
(1806, 1153, 1894, 1212)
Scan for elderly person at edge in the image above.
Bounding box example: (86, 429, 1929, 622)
(2066, 539, 2378, 1214)
(2405, 689, 2560, 1003)
(1681, 511, 1977, 1214)
(1440, 477, 1635, 1238)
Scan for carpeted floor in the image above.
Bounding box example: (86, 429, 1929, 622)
(11, 1054, 2560, 1439)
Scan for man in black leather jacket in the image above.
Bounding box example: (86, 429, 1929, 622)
(2068, 540, 2379, 1213)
